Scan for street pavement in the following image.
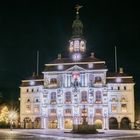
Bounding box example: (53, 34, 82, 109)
(0, 129, 140, 140)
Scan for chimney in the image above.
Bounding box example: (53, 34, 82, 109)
(58, 54, 61, 59)
(119, 67, 123, 73)
(91, 52, 94, 58)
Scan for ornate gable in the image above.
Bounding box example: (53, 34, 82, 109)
(66, 65, 85, 71)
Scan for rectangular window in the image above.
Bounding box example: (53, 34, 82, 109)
(65, 92, 71, 103)
(50, 92, 56, 103)
(124, 86, 126, 90)
(65, 109, 71, 115)
(50, 109, 57, 115)
(111, 105, 117, 113)
(95, 91, 102, 103)
(26, 105, 31, 113)
(118, 86, 120, 90)
(81, 91, 87, 102)
(34, 105, 40, 113)
(121, 104, 127, 113)
(95, 109, 102, 115)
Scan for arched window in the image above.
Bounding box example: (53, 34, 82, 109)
(50, 78, 57, 84)
(95, 91, 102, 103)
(94, 76, 102, 83)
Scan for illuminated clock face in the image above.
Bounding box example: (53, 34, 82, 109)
(72, 53, 81, 61)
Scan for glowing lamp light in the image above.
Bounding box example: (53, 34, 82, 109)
(30, 80, 35, 86)
(72, 72, 80, 80)
(69, 46, 73, 52)
(72, 53, 81, 61)
(116, 77, 122, 83)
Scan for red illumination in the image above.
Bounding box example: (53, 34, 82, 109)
(72, 72, 80, 80)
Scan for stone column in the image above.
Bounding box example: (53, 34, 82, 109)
(41, 117, 46, 129)
(59, 116, 64, 130)
(32, 122, 34, 129)
(46, 117, 48, 129)
(89, 116, 93, 125)
(57, 117, 60, 129)
(131, 122, 134, 129)
(118, 122, 121, 129)
(103, 116, 109, 130)
(20, 122, 24, 128)
(74, 116, 78, 125)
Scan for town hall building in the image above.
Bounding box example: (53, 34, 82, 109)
(20, 7, 135, 130)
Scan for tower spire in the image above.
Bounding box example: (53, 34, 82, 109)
(72, 4, 83, 38)
(75, 4, 83, 15)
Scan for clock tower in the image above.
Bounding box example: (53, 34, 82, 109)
(69, 5, 86, 61)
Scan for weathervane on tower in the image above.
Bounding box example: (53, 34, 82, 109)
(75, 4, 83, 14)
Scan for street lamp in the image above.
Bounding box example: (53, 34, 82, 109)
(8, 111, 17, 131)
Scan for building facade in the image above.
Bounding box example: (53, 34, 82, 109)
(20, 9, 135, 130)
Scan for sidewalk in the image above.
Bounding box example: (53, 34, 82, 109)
(15, 129, 140, 139)
(1, 129, 140, 140)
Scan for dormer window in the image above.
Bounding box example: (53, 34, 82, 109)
(116, 77, 121, 83)
(30, 80, 35, 86)
(88, 63, 93, 69)
(58, 64, 63, 70)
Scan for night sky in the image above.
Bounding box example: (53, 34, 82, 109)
(0, 0, 140, 103)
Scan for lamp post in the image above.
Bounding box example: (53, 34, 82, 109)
(8, 111, 17, 131)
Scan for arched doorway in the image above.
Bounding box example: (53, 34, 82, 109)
(94, 119, 102, 129)
(23, 117, 32, 129)
(48, 119, 58, 129)
(64, 119, 73, 129)
(109, 117, 118, 129)
(120, 117, 131, 129)
(34, 117, 41, 128)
